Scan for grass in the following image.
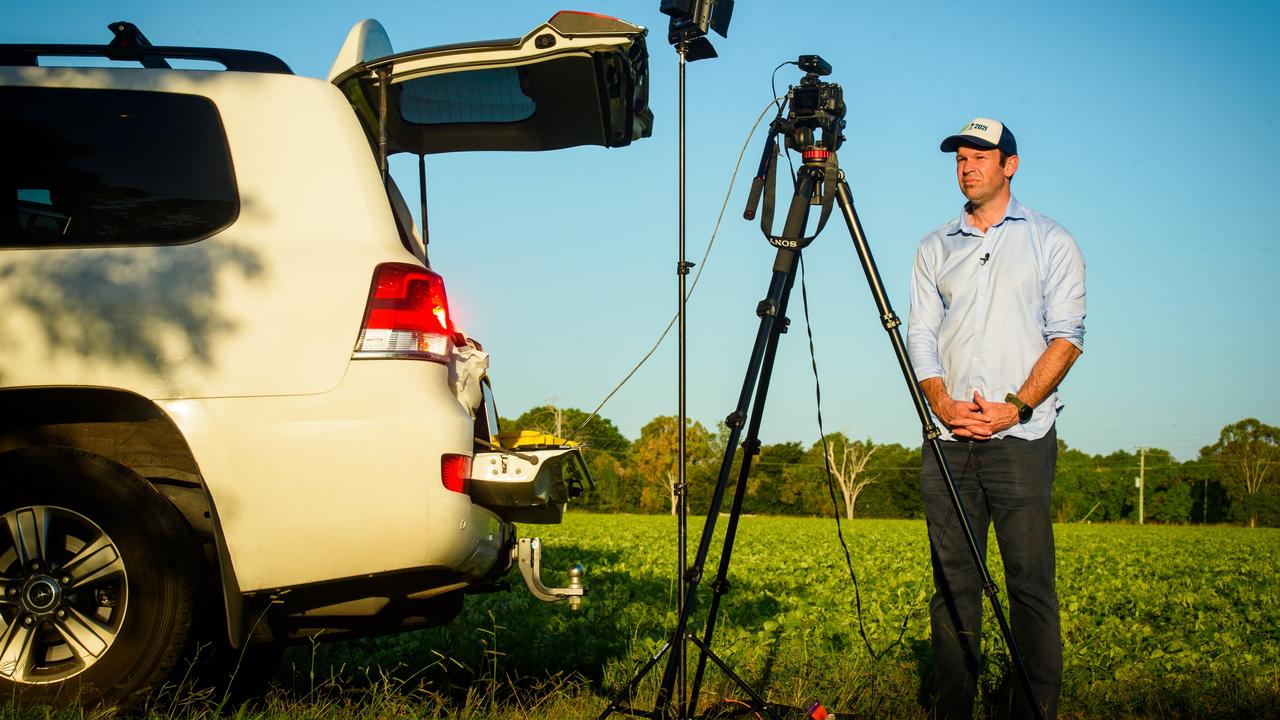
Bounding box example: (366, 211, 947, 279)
(4, 514, 1278, 719)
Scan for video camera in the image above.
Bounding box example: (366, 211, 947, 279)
(742, 55, 848, 229)
(783, 55, 846, 153)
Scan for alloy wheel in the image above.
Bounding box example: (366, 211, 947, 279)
(0, 505, 128, 684)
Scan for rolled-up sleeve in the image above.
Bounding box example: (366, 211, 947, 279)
(1041, 225, 1086, 351)
(908, 241, 946, 381)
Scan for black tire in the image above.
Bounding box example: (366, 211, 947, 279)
(0, 446, 197, 711)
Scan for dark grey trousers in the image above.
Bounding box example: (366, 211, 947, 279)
(919, 427, 1062, 720)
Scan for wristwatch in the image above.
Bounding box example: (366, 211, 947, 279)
(1005, 392, 1034, 423)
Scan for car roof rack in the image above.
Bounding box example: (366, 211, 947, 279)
(0, 21, 292, 74)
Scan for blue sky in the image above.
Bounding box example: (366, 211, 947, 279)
(8, 0, 1278, 461)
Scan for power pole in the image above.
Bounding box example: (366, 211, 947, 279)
(1134, 447, 1146, 525)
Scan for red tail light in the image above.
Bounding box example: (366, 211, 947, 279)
(441, 454, 472, 494)
(353, 263, 453, 362)
(547, 10, 639, 33)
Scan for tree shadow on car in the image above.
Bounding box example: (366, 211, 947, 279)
(0, 239, 263, 377)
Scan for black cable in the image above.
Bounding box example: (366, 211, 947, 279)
(571, 62, 809, 443)
(931, 442, 977, 558)
(798, 252, 912, 662)
(770, 61, 796, 113)
(770, 60, 799, 182)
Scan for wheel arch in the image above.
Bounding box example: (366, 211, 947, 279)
(0, 386, 247, 647)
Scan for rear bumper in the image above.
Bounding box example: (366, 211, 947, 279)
(162, 360, 510, 593)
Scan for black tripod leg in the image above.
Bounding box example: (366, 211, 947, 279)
(684, 252, 797, 719)
(650, 260, 790, 720)
(833, 178, 1046, 720)
(650, 166, 824, 720)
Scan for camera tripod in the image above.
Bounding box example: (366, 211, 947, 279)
(601, 136, 1045, 720)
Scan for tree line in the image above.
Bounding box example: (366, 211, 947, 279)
(505, 407, 1280, 528)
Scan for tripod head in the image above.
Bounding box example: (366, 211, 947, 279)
(742, 55, 846, 250)
(782, 55, 846, 154)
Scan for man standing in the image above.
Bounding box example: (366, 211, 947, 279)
(907, 118, 1085, 719)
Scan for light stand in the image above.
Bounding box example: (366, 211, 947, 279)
(655, 3, 732, 719)
(676, 40, 689, 716)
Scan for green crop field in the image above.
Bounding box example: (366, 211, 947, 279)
(5, 514, 1278, 719)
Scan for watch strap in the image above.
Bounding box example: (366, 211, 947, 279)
(1005, 392, 1033, 423)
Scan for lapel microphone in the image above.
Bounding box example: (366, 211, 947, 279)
(980, 252, 990, 265)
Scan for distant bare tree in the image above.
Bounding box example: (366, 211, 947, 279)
(547, 402, 565, 437)
(826, 437, 878, 520)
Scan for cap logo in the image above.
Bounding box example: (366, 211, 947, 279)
(940, 117, 1015, 155)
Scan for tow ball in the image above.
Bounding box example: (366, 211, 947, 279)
(513, 537, 585, 610)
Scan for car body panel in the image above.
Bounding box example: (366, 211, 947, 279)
(159, 360, 500, 592)
(0, 67, 405, 400)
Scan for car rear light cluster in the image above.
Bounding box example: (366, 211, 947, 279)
(353, 262, 453, 363)
(441, 453, 472, 494)
(548, 10, 636, 33)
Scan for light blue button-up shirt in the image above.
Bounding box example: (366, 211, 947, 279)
(907, 195, 1085, 441)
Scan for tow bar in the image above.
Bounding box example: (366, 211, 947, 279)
(513, 537, 585, 610)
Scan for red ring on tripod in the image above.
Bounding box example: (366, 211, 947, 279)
(802, 148, 831, 162)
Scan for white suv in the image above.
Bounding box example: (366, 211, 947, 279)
(0, 13, 651, 709)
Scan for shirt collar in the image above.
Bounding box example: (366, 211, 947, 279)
(946, 194, 1028, 237)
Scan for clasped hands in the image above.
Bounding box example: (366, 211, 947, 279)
(935, 390, 1020, 440)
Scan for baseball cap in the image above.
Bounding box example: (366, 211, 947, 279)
(940, 117, 1017, 155)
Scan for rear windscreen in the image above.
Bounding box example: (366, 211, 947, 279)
(398, 68, 535, 125)
(1, 86, 237, 248)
